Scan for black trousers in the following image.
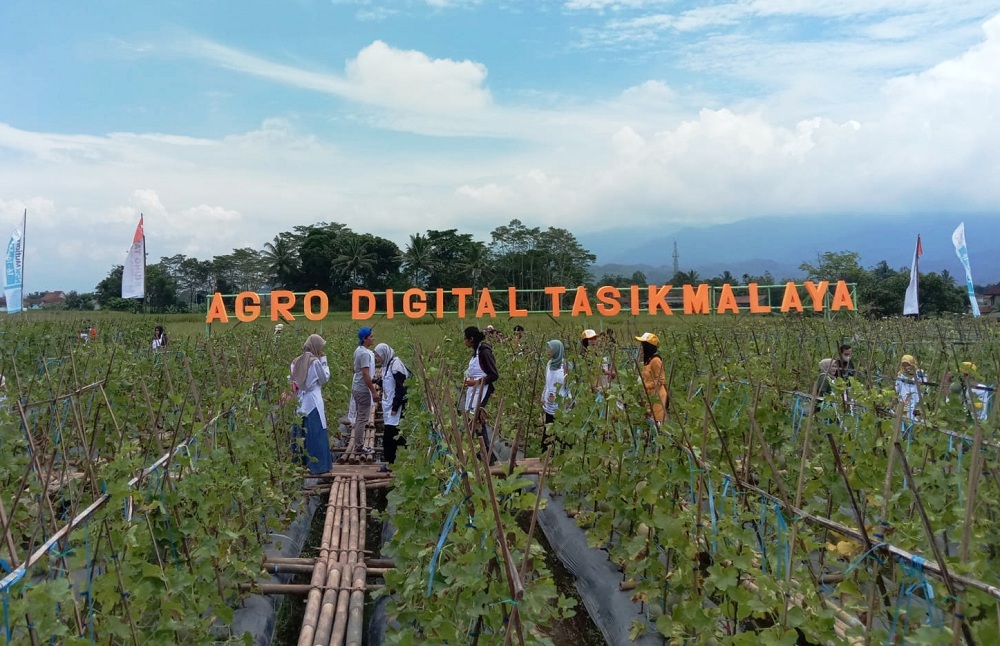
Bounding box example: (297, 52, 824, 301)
(383, 424, 405, 464)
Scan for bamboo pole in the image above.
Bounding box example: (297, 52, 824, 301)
(311, 477, 349, 645)
(298, 477, 343, 646)
(345, 481, 367, 646)
(328, 477, 359, 645)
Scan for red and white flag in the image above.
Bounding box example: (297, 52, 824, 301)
(122, 215, 145, 299)
(903, 234, 922, 316)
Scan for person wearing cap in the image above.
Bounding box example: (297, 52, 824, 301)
(351, 327, 378, 456)
(894, 354, 926, 420)
(635, 332, 667, 424)
(274, 323, 284, 340)
(290, 334, 332, 473)
(581, 328, 617, 392)
(540, 339, 568, 451)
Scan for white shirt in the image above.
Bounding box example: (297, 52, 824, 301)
(291, 356, 330, 428)
(381, 357, 406, 426)
(352, 346, 375, 393)
(894, 371, 926, 420)
(542, 364, 567, 415)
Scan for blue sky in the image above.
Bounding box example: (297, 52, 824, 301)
(2, 0, 999, 291)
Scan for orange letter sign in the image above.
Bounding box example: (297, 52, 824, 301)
(831, 281, 855, 311)
(596, 286, 622, 316)
(716, 284, 739, 314)
(206, 292, 229, 323)
(352, 289, 376, 320)
(683, 284, 710, 315)
(235, 291, 260, 322)
(780, 282, 803, 313)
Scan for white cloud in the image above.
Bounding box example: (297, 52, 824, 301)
(346, 41, 491, 112)
(188, 38, 491, 116)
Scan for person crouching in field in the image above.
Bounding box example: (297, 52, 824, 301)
(541, 339, 568, 452)
(463, 326, 499, 461)
(290, 334, 332, 474)
(374, 343, 411, 465)
(351, 327, 378, 457)
(635, 332, 667, 425)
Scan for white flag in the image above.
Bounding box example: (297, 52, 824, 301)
(122, 215, 145, 299)
(951, 223, 981, 317)
(903, 235, 922, 316)
(3, 211, 25, 314)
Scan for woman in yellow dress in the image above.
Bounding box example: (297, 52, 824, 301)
(635, 332, 667, 423)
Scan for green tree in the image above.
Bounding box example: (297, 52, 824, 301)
(94, 266, 124, 307)
(401, 233, 435, 287)
(145, 264, 178, 311)
(64, 291, 95, 311)
(799, 251, 866, 285)
(332, 234, 377, 290)
(425, 229, 481, 288)
(261, 236, 299, 288)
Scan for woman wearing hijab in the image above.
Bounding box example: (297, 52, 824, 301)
(894, 354, 926, 420)
(635, 332, 667, 424)
(541, 338, 569, 450)
(373, 343, 410, 465)
(290, 333, 332, 473)
(463, 326, 499, 461)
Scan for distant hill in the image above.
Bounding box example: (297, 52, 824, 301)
(581, 213, 1000, 285)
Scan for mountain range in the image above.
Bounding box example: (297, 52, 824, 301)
(582, 213, 1000, 286)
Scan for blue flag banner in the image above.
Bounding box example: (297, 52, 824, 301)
(3, 215, 24, 314)
(951, 222, 981, 318)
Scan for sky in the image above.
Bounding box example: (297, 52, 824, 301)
(1, 0, 999, 292)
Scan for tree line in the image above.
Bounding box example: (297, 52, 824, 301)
(60, 222, 980, 318)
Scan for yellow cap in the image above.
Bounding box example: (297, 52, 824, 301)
(582, 329, 598, 339)
(635, 332, 659, 347)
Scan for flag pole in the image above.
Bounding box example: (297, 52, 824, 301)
(142, 213, 147, 314)
(20, 208, 26, 314)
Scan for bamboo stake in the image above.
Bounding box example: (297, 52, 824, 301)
(893, 442, 975, 646)
(953, 401, 987, 644)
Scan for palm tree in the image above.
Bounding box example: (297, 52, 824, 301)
(332, 236, 376, 288)
(401, 233, 434, 287)
(460, 244, 492, 282)
(261, 236, 298, 288)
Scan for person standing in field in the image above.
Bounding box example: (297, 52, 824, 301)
(894, 354, 926, 420)
(635, 332, 667, 424)
(541, 339, 567, 451)
(463, 325, 499, 460)
(290, 333, 332, 474)
(947, 361, 993, 421)
(351, 327, 378, 456)
(152, 325, 168, 350)
(581, 328, 617, 393)
(373, 343, 410, 465)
